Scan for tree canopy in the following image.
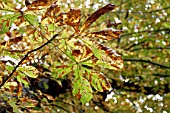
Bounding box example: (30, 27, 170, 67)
(0, 0, 170, 113)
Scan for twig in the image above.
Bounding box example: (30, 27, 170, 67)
(124, 58, 170, 69)
(130, 46, 170, 52)
(121, 28, 170, 38)
(153, 73, 170, 77)
(47, 104, 71, 113)
(93, 101, 115, 113)
(124, 40, 146, 50)
(0, 34, 58, 88)
(111, 6, 170, 14)
(57, 100, 84, 113)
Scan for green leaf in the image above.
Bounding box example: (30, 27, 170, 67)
(80, 78, 92, 104)
(24, 14, 39, 27)
(74, 65, 80, 79)
(48, 24, 56, 31)
(0, 13, 20, 22)
(5, 65, 14, 71)
(72, 70, 93, 104)
(18, 66, 38, 78)
(17, 72, 29, 87)
(65, 49, 76, 62)
(52, 65, 72, 78)
(81, 60, 94, 67)
(96, 60, 117, 70)
(86, 71, 111, 92)
(91, 74, 103, 92)
(0, 13, 20, 34)
(91, 46, 102, 59)
(72, 78, 81, 96)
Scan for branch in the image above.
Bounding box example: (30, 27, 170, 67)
(153, 73, 170, 77)
(124, 58, 170, 69)
(130, 46, 170, 52)
(0, 34, 58, 88)
(124, 40, 146, 50)
(112, 6, 170, 14)
(121, 28, 170, 38)
(93, 101, 115, 113)
(57, 100, 84, 113)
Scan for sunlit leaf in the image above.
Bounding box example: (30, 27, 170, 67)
(0, 36, 23, 45)
(80, 4, 116, 33)
(81, 60, 94, 68)
(25, 0, 57, 9)
(17, 82, 22, 98)
(18, 66, 39, 78)
(24, 14, 39, 27)
(71, 41, 93, 62)
(93, 41, 124, 70)
(80, 78, 92, 104)
(42, 3, 60, 20)
(72, 71, 93, 104)
(5, 65, 14, 71)
(91, 46, 103, 59)
(55, 9, 81, 33)
(4, 81, 18, 87)
(72, 78, 81, 96)
(87, 29, 123, 40)
(85, 70, 111, 91)
(0, 13, 20, 34)
(52, 65, 72, 78)
(17, 71, 31, 87)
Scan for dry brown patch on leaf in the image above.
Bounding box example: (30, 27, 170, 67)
(94, 41, 124, 70)
(55, 9, 81, 33)
(42, 3, 60, 20)
(25, 0, 57, 9)
(87, 71, 111, 91)
(80, 4, 116, 33)
(87, 29, 123, 40)
(71, 41, 93, 62)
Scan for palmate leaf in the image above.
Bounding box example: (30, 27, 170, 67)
(80, 4, 116, 33)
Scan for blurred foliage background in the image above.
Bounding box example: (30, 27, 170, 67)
(0, 0, 170, 113)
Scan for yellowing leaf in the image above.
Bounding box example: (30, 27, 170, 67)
(17, 83, 23, 98)
(24, 14, 39, 27)
(18, 66, 39, 78)
(42, 3, 60, 20)
(93, 41, 124, 70)
(71, 41, 93, 62)
(25, 0, 57, 9)
(55, 9, 81, 33)
(87, 29, 123, 40)
(86, 71, 111, 91)
(0, 13, 20, 34)
(80, 4, 116, 33)
(72, 74, 93, 104)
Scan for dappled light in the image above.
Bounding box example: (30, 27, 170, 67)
(0, 0, 170, 113)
